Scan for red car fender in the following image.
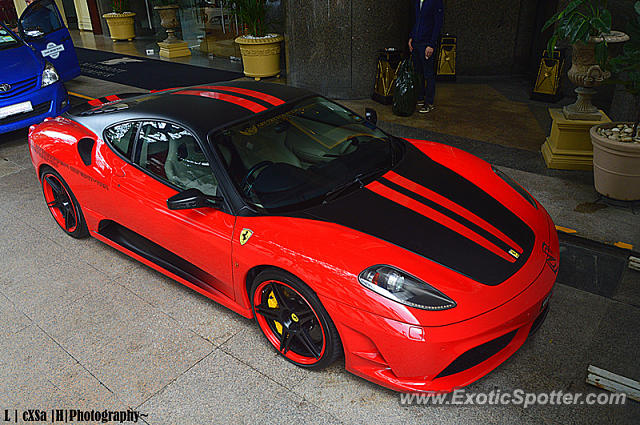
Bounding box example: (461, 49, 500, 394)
(29, 118, 113, 225)
(30, 117, 95, 178)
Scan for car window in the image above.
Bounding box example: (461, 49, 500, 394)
(104, 122, 138, 158)
(20, 1, 63, 38)
(136, 121, 219, 197)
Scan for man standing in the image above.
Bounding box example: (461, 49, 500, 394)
(408, 0, 444, 113)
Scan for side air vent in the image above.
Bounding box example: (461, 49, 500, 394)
(435, 329, 518, 378)
(77, 138, 95, 166)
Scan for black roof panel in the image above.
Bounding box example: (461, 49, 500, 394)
(67, 81, 314, 139)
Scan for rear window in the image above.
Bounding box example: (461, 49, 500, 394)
(104, 122, 138, 158)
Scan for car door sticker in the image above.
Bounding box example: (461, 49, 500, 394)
(240, 229, 253, 245)
(32, 144, 108, 190)
(41, 42, 64, 59)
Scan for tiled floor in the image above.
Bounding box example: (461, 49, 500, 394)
(2, 33, 639, 423)
(0, 128, 638, 423)
(1, 73, 639, 424)
(340, 78, 562, 153)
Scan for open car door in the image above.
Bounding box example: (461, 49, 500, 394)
(18, 0, 80, 82)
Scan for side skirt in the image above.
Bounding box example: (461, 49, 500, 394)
(94, 220, 253, 318)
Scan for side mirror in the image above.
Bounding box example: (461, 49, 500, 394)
(167, 188, 222, 210)
(365, 108, 377, 125)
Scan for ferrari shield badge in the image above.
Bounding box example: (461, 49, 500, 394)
(240, 229, 254, 245)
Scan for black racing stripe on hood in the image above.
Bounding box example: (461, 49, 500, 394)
(301, 189, 527, 286)
(396, 142, 535, 256)
(378, 177, 515, 255)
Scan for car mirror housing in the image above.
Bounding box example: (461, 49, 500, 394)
(167, 188, 222, 210)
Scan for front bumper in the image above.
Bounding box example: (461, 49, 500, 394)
(0, 82, 69, 134)
(322, 256, 557, 393)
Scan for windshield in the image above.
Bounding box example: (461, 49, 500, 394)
(0, 24, 21, 51)
(213, 96, 403, 212)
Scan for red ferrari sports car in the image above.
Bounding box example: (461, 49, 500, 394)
(28, 82, 558, 393)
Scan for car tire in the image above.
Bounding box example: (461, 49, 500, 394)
(40, 167, 89, 239)
(251, 269, 342, 369)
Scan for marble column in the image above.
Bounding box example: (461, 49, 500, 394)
(285, 0, 411, 99)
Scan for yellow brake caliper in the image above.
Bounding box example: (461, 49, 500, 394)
(268, 291, 283, 335)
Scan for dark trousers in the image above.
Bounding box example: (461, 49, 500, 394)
(412, 43, 436, 105)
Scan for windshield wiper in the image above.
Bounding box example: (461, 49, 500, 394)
(322, 166, 389, 204)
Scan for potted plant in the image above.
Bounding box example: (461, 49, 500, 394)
(543, 0, 628, 120)
(590, 1, 640, 201)
(234, 0, 283, 80)
(103, 0, 136, 42)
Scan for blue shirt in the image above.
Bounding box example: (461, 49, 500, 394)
(410, 0, 444, 47)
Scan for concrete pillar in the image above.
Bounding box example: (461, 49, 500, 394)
(285, 0, 411, 99)
(73, 0, 92, 31)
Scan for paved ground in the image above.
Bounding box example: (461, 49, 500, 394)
(0, 77, 639, 424)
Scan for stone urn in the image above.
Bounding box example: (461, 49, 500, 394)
(564, 31, 629, 120)
(102, 12, 136, 41)
(154, 4, 181, 44)
(235, 34, 284, 80)
(590, 122, 640, 201)
(154, 4, 190, 58)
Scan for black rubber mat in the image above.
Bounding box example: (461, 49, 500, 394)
(557, 232, 632, 298)
(76, 48, 243, 90)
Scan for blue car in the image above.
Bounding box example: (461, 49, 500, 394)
(0, 0, 80, 134)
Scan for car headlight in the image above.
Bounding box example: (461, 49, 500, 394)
(41, 62, 59, 87)
(492, 166, 537, 209)
(358, 265, 456, 311)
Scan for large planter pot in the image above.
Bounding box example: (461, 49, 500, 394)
(235, 34, 284, 80)
(564, 31, 629, 120)
(103, 12, 136, 41)
(590, 122, 640, 201)
(154, 5, 181, 44)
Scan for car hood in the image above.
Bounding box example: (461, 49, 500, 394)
(299, 140, 538, 287)
(0, 43, 42, 84)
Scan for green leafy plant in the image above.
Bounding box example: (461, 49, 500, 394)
(236, 0, 268, 37)
(543, 0, 612, 66)
(111, 0, 130, 13)
(608, 1, 640, 138)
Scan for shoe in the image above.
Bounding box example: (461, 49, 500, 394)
(419, 104, 434, 113)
